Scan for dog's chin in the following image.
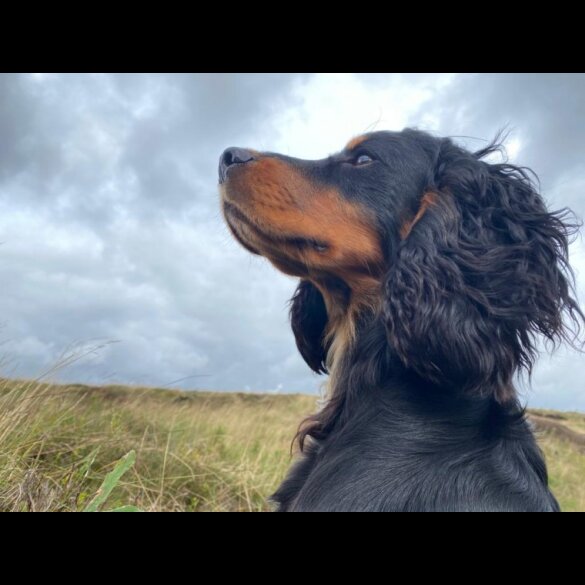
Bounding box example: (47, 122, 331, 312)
(221, 199, 329, 275)
(223, 214, 309, 277)
(223, 213, 262, 256)
(222, 200, 275, 256)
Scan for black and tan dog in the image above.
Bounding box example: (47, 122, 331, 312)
(218, 129, 583, 512)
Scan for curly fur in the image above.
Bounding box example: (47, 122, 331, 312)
(385, 138, 583, 400)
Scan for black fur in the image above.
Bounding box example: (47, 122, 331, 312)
(289, 280, 328, 375)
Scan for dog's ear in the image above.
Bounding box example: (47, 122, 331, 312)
(290, 279, 329, 374)
(384, 137, 584, 400)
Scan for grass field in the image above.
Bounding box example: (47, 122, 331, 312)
(0, 376, 584, 512)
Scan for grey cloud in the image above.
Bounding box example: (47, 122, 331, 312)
(1, 73, 584, 409)
(0, 72, 315, 394)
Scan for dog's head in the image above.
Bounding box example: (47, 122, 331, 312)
(219, 129, 583, 401)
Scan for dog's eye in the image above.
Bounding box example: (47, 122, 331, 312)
(355, 154, 373, 165)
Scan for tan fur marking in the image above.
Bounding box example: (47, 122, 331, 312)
(400, 192, 438, 239)
(345, 135, 367, 151)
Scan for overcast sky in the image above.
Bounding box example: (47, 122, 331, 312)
(1, 73, 584, 410)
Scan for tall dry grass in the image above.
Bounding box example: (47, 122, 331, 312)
(0, 377, 315, 511)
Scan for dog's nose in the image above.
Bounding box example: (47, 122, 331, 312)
(219, 147, 256, 183)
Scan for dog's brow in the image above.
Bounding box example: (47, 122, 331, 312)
(345, 135, 367, 151)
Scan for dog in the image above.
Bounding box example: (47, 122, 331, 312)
(218, 128, 583, 512)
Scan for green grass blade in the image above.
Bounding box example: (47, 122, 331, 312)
(83, 450, 137, 512)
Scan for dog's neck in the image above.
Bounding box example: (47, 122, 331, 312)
(320, 312, 522, 434)
(311, 276, 383, 401)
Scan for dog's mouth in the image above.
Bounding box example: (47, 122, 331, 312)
(222, 200, 329, 260)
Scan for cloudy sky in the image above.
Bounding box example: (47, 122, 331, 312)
(1, 73, 584, 410)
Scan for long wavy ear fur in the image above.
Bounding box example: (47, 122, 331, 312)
(290, 280, 328, 374)
(384, 136, 584, 401)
